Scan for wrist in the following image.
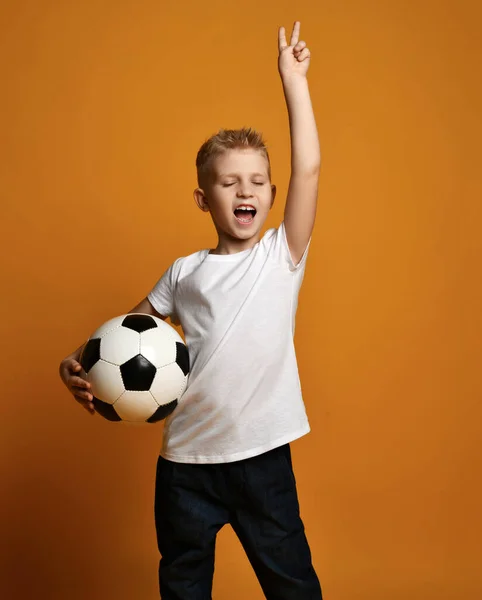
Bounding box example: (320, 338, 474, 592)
(280, 73, 308, 88)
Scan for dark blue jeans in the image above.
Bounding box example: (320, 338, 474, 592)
(154, 443, 323, 599)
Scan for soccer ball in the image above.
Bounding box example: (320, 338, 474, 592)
(79, 313, 189, 424)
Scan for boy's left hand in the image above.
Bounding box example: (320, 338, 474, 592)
(278, 21, 311, 81)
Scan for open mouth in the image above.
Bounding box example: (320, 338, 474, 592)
(234, 207, 257, 224)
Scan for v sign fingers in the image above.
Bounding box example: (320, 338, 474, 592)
(278, 21, 301, 53)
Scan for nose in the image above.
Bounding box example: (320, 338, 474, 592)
(236, 185, 254, 198)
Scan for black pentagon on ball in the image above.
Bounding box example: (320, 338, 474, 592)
(80, 338, 101, 373)
(120, 354, 157, 391)
(122, 314, 158, 333)
(147, 399, 178, 423)
(176, 342, 190, 376)
(92, 396, 122, 421)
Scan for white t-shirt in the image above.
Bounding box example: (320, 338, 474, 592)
(148, 221, 311, 464)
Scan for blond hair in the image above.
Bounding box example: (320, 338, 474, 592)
(196, 127, 271, 187)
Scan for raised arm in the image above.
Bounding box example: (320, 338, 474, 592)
(278, 21, 321, 265)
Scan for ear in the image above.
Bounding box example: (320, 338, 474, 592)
(193, 188, 209, 212)
(270, 184, 277, 209)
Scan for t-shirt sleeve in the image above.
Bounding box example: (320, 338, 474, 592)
(147, 259, 181, 325)
(266, 220, 312, 273)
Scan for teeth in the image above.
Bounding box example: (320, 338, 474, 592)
(237, 206, 254, 210)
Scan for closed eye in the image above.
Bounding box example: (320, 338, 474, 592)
(222, 182, 265, 187)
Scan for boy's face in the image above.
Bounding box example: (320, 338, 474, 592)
(194, 149, 276, 247)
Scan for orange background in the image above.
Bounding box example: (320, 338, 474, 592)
(1, 1, 481, 599)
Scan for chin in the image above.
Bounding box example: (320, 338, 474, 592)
(233, 223, 261, 237)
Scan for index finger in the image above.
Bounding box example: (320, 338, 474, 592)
(69, 359, 82, 372)
(278, 26, 288, 52)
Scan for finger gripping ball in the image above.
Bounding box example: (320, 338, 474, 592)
(79, 314, 189, 424)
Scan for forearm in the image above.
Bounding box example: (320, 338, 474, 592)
(282, 76, 320, 174)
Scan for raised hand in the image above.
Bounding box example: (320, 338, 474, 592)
(278, 21, 311, 81)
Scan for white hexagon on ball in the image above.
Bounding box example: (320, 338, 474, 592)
(140, 324, 181, 368)
(88, 360, 125, 404)
(150, 363, 188, 406)
(114, 390, 159, 422)
(100, 326, 140, 366)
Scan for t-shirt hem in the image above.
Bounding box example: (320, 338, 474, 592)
(159, 423, 311, 464)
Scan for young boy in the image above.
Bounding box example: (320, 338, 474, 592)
(59, 21, 322, 599)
